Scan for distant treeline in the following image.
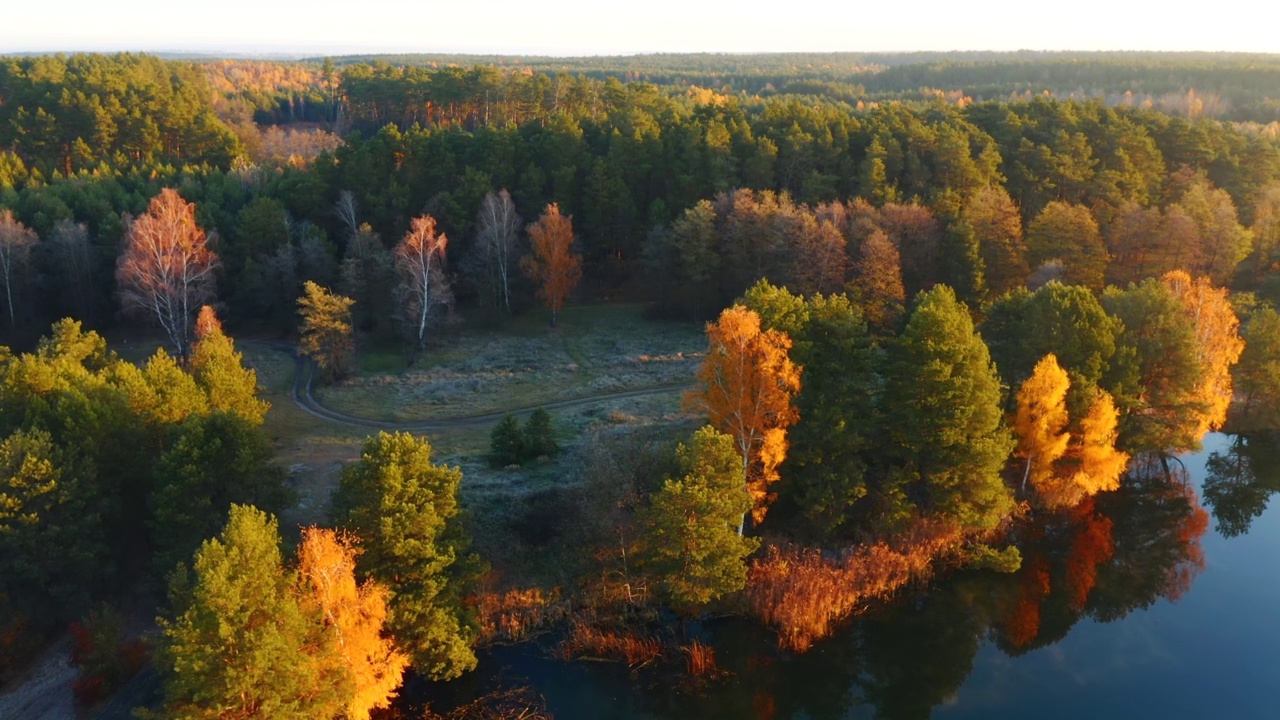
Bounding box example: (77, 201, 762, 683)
(2, 53, 1280, 347)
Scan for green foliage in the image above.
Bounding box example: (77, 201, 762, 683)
(0, 319, 279, 634)
(149, 413, 290, 575)
(0, 428, 108, 626)
(0, 54, 241, 175)
(743, 283, 876, 541)
(157, 505, 347, 720)
(1235, 306, 1280, 428)
(982, 282, 1120, 415)
(330, 432, 480, 680)
(1101, 280, 1206, 453)
(881, 285, 1015, 532)
(523, 408, 558, 458)
(964, 544, 1023, 573)
(488, 414, 525, 467)
(641, 426, 760, 608)
(189, 323, 269, 426)
(1026, 202, 1107, 290)
(489, 410, 558, 466)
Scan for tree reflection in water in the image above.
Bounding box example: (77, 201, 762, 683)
(1202, 434, 1280, 537)
(855, 455, 1209, 719)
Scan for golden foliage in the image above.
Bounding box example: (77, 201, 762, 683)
(1069, 390, 1129, 497)
(471, 586, 566, 644)
(1017, 359, 1130, 511)
(687, 306, 801, 526)
(521, 203, 582, 321)
(745, 524, 959, 652)
(297, 528, 408, 720)
(1161, 270, 1244, 437)
(1015, 354, 1071, 492)
(558, 622, 663, 668)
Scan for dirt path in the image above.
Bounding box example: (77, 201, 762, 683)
(258, 341, 691, 432)
(0, 637, 75, 720)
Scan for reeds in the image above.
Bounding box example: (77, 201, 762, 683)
(745, 524, 960, 651)
(558, 621, 663, 668)
(471, 587, 567, 644)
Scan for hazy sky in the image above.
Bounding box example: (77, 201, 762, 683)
(2, 0, 1276, 56)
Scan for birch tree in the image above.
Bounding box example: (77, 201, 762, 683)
(48, 219, 96, 322)
(115, 189, 218, 358)
(393, 215, 452, 356)
(687, 305, 801, 533)
(474, 190, 522, 314)
(0, 210, 38, 328)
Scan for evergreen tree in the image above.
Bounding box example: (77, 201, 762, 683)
(641, 426, 759, 608)
(330, 432, 479, 680)
(881, 285, 1015, 532)
(523, 408, 558, 458)
(489, 414, 525, 466)
(158, 505, 348, 720)
(297, 281, 356, 382)
(189, 306, 268, 426)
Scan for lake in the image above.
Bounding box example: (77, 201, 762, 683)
(410, 432, 1280, 719)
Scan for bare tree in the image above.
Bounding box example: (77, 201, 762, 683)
(394, 215, 453, 356)
(335, 190, 360, 238)
(474, 190, 522, 313)
(48, 219, 95, 322)
(115, 189, 219, 358)
(0, 210, 38, 328)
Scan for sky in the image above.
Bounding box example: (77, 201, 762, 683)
(1, 0, 1277, 56)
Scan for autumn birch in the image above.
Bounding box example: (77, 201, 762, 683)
(115, 189, 218, 359)
(521, 203, 582, 328)
(687, 305, 801, 533)
(394, 215, 451, 355)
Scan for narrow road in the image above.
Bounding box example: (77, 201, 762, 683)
(258, 342, 690, 432)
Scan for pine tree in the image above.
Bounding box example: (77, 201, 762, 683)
(523, 408, 558, 458)
(189, 306, 268, 426)
(641, 426, 760, 608)
(298, 281, 356, 382)
(330, 432, 480, 680)
(158, 505, 348, 720)
(882, 285, 1015, 532)
(489, 414, 525, 466)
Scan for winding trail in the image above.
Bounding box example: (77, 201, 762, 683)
(258, 341, 690, 432)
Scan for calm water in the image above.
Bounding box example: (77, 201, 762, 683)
(417, 433, 1280, 719)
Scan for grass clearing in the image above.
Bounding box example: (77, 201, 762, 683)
(315, 304, 705, 422)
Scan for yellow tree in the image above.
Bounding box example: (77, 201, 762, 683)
(521, 203, 582, 327)
(298, 281, 356, 382)
(1069, 390, 1129, 497)
(1161, 270, 1244, 438)
(687, 305, 801, 533)
(1014, 354, 1071, 495)
(296, 528, 408, 720)
(189, 305, 269, 426)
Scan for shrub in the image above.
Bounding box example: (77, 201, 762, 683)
(490, 414, 526, 467)
(524, 408, 558, 458)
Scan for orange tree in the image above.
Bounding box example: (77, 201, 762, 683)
(521, 203, 582, 327)
(687, 305, 800, 534)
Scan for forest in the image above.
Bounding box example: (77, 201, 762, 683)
(2, 50, 1280, 718)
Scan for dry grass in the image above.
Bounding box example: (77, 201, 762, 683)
(470, 586, 569, 645)
(746, 524, 964, 652)
(680, 639, 720, 679)
(557, 621, 664, 668)
(316, 305, 703, 422)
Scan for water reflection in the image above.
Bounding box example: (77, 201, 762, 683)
(1202, 433, 1280, 537)
(399, 443, 1230, 720)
